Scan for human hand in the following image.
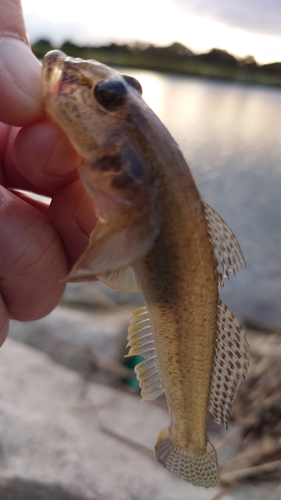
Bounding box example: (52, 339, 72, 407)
(0, 0, 97, 345)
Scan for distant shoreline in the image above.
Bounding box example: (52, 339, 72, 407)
(33, 39, 281, 88)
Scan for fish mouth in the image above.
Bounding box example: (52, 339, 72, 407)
(42, 50, 67, 100)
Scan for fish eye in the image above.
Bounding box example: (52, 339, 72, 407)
(122, 75, 142, 95)
(94, 79, 127, 111)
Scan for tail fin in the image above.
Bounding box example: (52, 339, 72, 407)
(154, 427, 220, 488)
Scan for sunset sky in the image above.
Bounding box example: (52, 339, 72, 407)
(22, 0, 281, 64)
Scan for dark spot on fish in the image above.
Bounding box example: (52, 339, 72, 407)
(61, 71, 78, 85)
(112, 171, 135, 189)
(128, 154, 146, 182)
(97, 155, 122, 172)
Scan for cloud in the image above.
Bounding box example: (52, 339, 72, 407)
(174, 0, 281, 37)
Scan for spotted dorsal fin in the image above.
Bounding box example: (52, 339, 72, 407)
(126, 306, 164, 400)
(203, 203, 245, 287)
(208, 300, 250, 428)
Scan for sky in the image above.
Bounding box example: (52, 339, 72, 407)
(22, 0, 281, 64)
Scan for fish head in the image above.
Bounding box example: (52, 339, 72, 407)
(42, 50, 154, 219)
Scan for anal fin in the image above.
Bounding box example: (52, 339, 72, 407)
(209, 300, 250, 427)
(126, 306, 164, 400)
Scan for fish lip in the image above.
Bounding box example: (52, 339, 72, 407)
(42, 50, 67, 100)
(43, 50, 67, 67)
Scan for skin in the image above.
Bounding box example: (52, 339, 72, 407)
(42, 52, 219, 466)
(0, 0, 96, 346)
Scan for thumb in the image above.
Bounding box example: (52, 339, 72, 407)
(0, 0, 43, 126)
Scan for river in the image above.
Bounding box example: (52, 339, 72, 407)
(123, 68, 281, 325)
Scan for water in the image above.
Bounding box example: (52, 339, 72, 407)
(124, 69, 281, 325)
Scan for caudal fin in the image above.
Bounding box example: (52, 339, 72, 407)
(154, 427, 220, 488)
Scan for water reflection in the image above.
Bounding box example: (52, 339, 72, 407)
(125, 69, 281, 324)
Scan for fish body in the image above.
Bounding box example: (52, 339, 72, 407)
(134, 185, 220, 484)
(42, 51, 249, 487)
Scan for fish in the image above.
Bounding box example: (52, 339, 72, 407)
(42, 50, 250, 488)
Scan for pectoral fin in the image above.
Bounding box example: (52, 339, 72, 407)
(66, 215, 158, 282)
(98, 266, 140, 292)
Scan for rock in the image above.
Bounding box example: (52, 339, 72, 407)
(8, 303, 134, 387)
(0, 338, 217, 500)
(9, 282, 142, 386)
(0, 338, 280, 499)
(9, 305, 130, 361)
(0, 479, 88, 500)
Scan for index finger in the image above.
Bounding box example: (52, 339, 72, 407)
(0, 0, 42, 126)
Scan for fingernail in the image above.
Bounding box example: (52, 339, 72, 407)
(0, 37, 43, 125)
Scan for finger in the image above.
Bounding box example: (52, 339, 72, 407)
(0, 185, 68, 321)
(1, 0, 29, 44)
(13, 120, 81, 192)
(0, 122, 10, 185)
(11, 189, 50, 217)
(50, 179, 97, 265)
(0, 1, 42, 126)
(0, 295, 9, 347)
(1, 124, 47, 193)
